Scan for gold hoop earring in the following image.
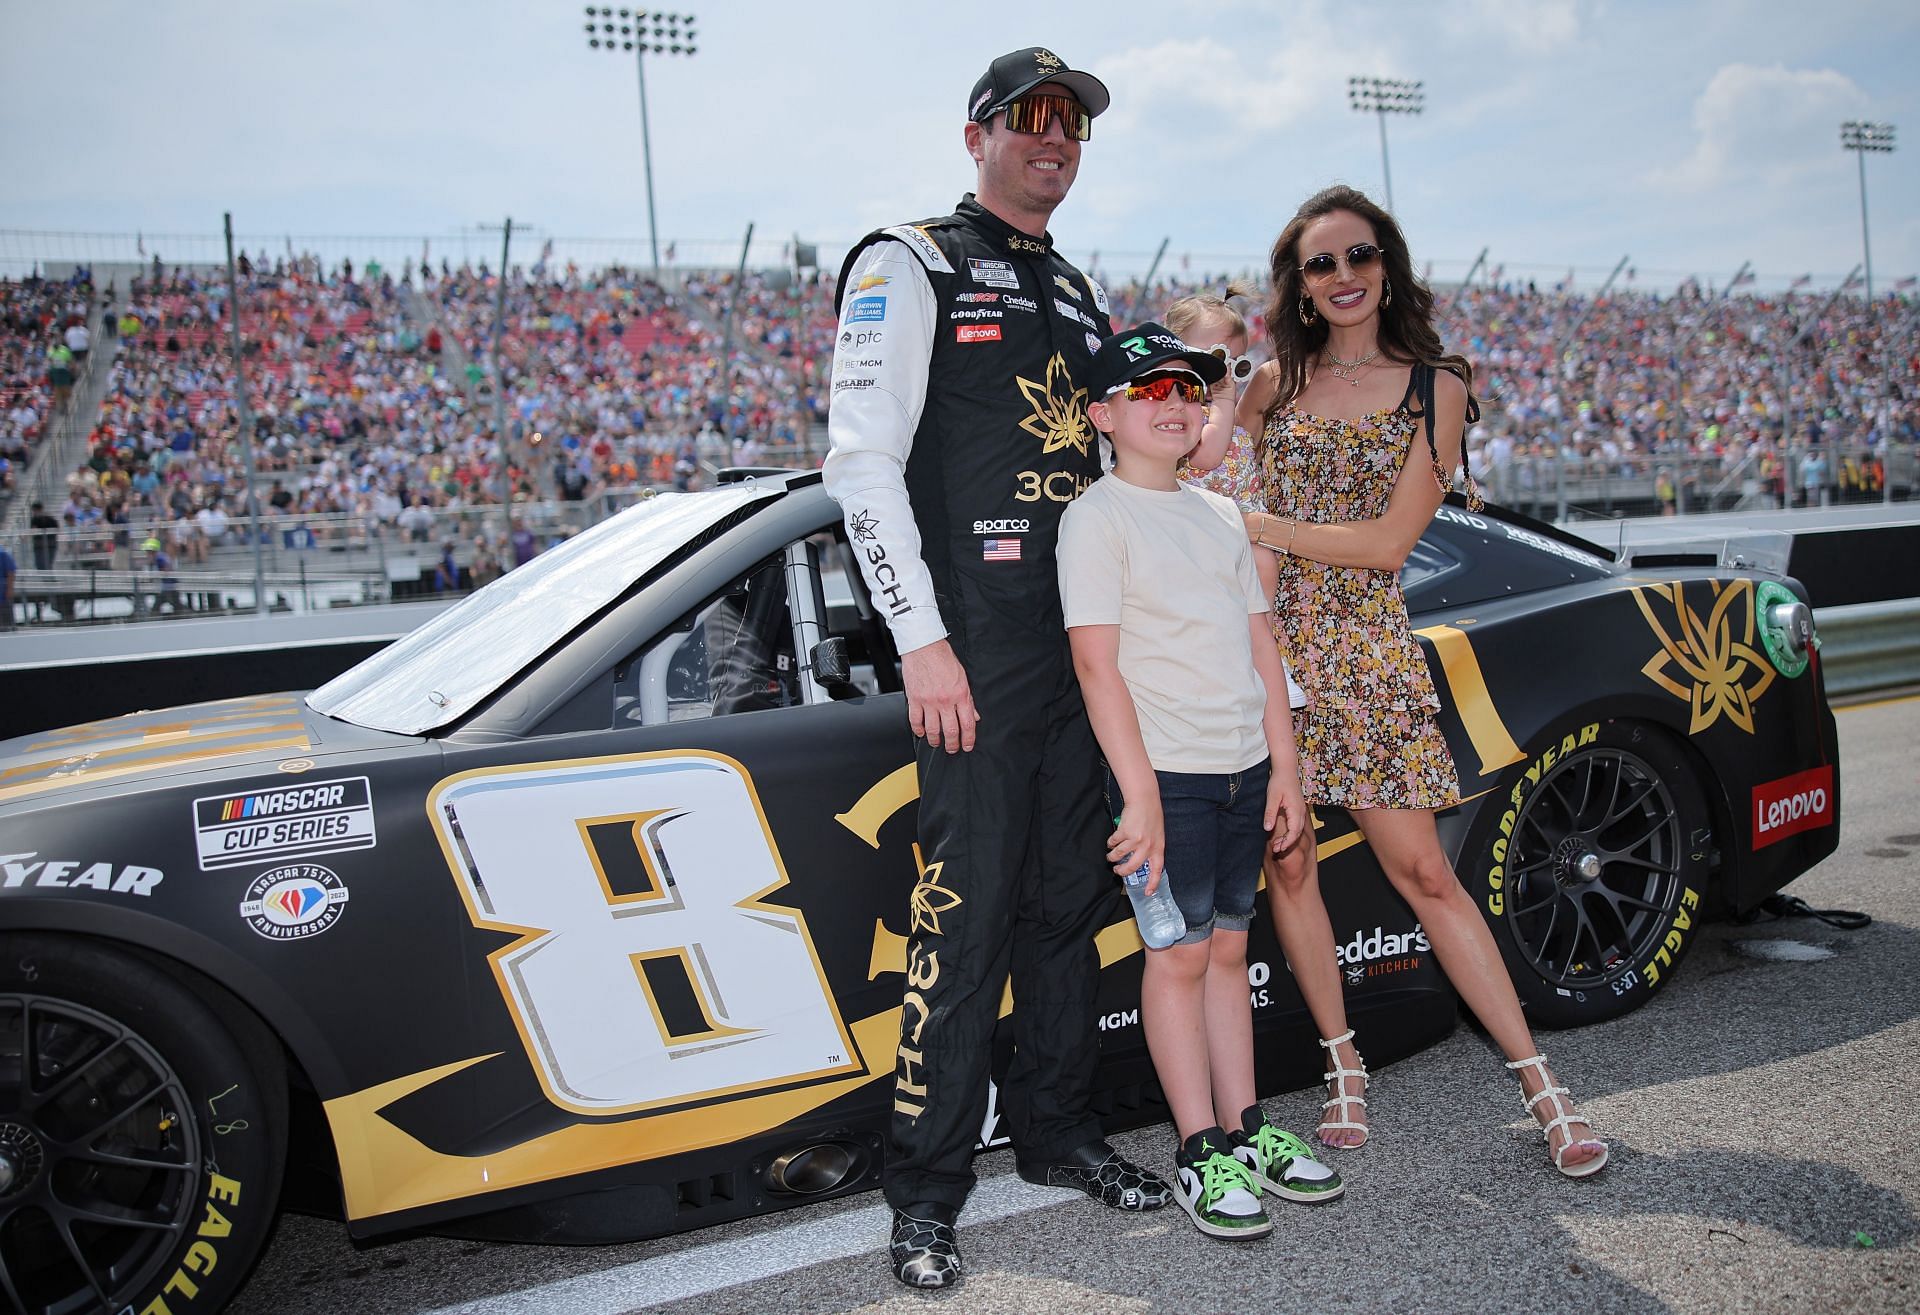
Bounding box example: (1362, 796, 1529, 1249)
(1298, 296, 1317, 326)
(1381, 278, 1392, 308)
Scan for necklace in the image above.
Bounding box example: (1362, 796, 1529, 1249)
(1323, 345, 1380, 385)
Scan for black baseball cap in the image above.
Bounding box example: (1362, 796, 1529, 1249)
(967, 47, 1111, 123)
(1087, 322, 1227, 399)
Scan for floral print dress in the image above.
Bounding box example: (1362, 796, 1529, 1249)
(1260, 403, 1461, 810)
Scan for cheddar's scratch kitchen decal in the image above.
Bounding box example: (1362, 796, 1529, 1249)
(193, 776, 378, 870)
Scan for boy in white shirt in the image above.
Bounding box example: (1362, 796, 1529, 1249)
(1058, 323, 1341, 1240)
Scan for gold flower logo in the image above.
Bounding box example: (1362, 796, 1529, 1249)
(908, 852, 963, 936)
(1630, 579, 1775, 735)
(1015, 352, 1092, 458)
(1033, 49, 1063, 72)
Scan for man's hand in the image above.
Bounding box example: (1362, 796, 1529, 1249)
(901, 639, 979, 753)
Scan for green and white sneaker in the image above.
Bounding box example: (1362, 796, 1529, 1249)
(1231, 1105, 1345, 1203)
(1173, 1127, 1273, 1240)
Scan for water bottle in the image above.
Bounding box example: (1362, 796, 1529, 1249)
(1117, 823, 1187, 949)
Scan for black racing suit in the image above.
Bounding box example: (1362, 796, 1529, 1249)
(822, 194, 1117, 1211)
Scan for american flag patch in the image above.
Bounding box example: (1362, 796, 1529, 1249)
(982, 538, 1021, 561)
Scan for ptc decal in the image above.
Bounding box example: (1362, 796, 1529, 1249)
(239, 864, 350, 940)
(193, 776, 377, 871)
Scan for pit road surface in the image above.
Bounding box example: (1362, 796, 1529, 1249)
(233, 694, 1920, 1315)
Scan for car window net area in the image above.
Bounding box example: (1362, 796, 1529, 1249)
(308, 485, 776, 735)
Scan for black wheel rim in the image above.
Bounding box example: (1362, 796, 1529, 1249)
(1501, 746, 1685, 990)
(0, 995, 201, 1315)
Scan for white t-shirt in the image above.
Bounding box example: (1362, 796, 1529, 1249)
(1059, 475, 1301, 775)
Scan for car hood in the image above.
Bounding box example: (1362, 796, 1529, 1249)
(0, 694, 390, 809)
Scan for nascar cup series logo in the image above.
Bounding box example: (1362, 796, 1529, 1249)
(238, 863, 350, 940)
(193, 776, 377, 871)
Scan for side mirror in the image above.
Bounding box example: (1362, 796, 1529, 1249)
(809, 636, 850, 685)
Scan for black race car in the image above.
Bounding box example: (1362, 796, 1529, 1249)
(0, 472, 1838, 1314)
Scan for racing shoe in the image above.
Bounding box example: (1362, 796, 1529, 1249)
(1016, 1139, 1171, 1211)
(1231, 1105, 1345, 1203)
(889, 1202, 961, 1289)
(1173, 1127, 1273, 1240)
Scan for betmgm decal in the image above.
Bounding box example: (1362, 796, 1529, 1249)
(428, 752, 861, 1117)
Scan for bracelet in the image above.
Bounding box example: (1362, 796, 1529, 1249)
(1258, 514, 1299, 554)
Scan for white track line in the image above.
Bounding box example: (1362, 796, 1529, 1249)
(420, 1172, 1080, 1314)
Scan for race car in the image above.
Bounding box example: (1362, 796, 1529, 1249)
(0, 471, 1838, 1314)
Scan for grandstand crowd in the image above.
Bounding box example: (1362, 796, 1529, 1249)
(1, 254, 1914, 621)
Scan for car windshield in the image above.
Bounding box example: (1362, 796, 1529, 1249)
(308, 484, 778, 734)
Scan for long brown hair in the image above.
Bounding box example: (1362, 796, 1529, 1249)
(1260, 185, 1473, 430)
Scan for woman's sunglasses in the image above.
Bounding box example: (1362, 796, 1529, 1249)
(999, 93, 1092, 142)
(1299, 243, 1383, 284)
(1208, 344, 1255, 383)
(1108, 373, 1208, 404)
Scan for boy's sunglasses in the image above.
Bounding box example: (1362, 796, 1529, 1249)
(1208, 344, 1255, 382)
(1299, 243, 1383, 284)
(999, 93, 1092, 142)
(1108, 373, 1207, 404)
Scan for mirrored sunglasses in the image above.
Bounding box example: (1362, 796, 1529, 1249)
(1001, 93, 1092, 142)
(1108, 373, 1207, 404)
(1299, 243, 1383, 283)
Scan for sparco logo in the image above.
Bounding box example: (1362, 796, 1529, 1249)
(1751, 764, 1834, 849)
(973, 518, 1031, 533)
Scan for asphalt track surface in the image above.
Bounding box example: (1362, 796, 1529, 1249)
(232, 694, 1920, 1315)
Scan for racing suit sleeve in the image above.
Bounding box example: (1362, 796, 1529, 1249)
(821, 241, 946, 654)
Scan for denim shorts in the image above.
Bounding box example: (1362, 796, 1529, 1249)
(1104, 758, 1270, 946)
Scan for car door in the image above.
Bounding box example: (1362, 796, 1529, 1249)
(344, 528, 921, 1227)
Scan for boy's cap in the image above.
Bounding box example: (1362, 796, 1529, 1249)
(1087, 322, 1227, 398)
(968, 48, 1111, 122)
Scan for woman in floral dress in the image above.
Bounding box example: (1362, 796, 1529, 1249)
(1234, 185, 1608, 1178)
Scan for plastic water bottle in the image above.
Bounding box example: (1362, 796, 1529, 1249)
(1117, 827, 1187, 949)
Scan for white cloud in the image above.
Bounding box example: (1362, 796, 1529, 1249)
(1464, 0, 1582, 55)
(1645, 63, 1864, 193)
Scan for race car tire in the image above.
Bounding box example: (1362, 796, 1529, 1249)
(1467, 719, 1713, 1029)
(0, 933, 287, 1315)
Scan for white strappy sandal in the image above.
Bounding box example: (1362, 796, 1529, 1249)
(1504, 1055, 1608, 1179)
(1315, 1030, 1370, 1148)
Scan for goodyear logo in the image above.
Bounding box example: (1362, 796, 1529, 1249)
(193, 776, 377, 871)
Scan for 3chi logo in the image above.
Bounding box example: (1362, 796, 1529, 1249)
(1630, 579, 1775, 734)
(1015, 352, 1092, 458)
(848, 509, 880, 543)
(1033, 48, 1062, 72)
(908, 852, 963, 935)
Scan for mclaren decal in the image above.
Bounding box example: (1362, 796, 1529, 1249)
(1630, 579, 1776, 734)
(426, 751, 860, 1118)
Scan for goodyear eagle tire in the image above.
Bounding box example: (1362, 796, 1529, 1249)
(0, 933, 286, 1315)
(1469, 719, 1713, 1028)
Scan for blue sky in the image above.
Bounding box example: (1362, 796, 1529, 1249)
(2, 0, 1915, 290)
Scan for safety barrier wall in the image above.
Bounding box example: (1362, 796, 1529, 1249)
(1815, 598, 1920, 699)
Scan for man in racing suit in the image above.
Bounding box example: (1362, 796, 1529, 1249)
(823, 47, 1170, 1290)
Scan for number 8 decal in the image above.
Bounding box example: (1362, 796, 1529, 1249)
(429, 751, 862, 1115)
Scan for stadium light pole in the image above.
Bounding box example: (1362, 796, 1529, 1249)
(1841, 120, 1896, 497)
(583, 8, 698, 273)
(1349, 77, 1424, 215)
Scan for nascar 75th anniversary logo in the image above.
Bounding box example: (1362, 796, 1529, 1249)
(192, 776, 378, 871)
